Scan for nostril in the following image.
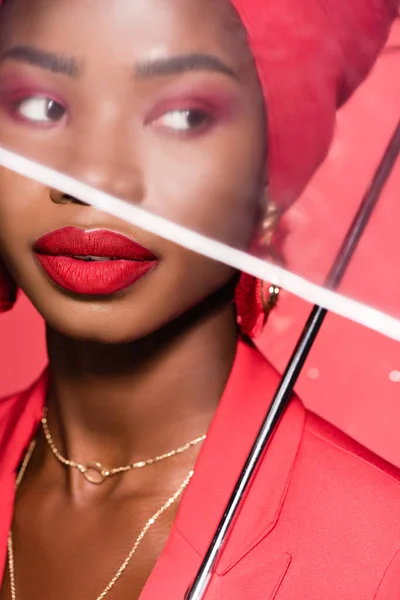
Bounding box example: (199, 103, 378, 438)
(50, 189, 87, 206)
(66, 194, 87, 206)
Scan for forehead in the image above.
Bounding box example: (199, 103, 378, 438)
(0, 0, 252, 71)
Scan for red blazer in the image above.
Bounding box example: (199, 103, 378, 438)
(1, 339, 400, 599)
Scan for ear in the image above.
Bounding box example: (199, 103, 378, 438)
(258, 177, 270, 216)
(0, 257, 18, 312)
(252, 182, 284, 264)
(235, 182, 283, 339)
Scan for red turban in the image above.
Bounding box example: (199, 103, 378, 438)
(230, 0, 399, 209)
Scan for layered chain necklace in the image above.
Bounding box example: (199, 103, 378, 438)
(7, 411, 206, 599)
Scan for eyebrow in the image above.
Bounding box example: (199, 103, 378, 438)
(0, 45, 80, 78)
(135, 53, 238, 81)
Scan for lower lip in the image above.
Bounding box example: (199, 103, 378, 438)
(35, 255, 157, 295)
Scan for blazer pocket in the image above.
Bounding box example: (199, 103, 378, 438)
(204, 550, 291, 600)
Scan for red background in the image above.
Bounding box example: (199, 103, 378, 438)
(1, 25, 399, 466)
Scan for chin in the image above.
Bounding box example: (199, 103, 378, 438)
(30, 292, 158, 344)
(53, 321, 142, 344)
(48, 315, 154, 344)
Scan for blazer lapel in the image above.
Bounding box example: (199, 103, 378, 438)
(0, 372, 46, 584)
(141, 338, 304, 598)
(174, 338, 304, 573)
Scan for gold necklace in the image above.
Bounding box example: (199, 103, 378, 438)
(42, 407, 206, 484)
(8, 439, 194, 600)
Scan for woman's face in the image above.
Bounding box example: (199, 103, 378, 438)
(0, 0, 266, 343)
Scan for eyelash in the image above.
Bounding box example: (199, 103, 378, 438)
(3, 93, 67, 126)
(3, 92, 216, 136)
(148, 106, 215, 136)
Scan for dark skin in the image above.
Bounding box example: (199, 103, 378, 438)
(0, 0, 267, 597)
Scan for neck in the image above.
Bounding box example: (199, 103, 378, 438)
(45, 299, 238, 470)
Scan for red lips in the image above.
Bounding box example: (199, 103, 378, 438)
(34, 227, 158, 295)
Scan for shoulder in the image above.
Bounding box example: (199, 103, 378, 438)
(291, 403, 400, 529)
(303, 407, 400, 484)
(240, 340, 400, 482)
(228, 343, 400, 595)
(292, 410, 400, 597)
(242, 339, 400, 485)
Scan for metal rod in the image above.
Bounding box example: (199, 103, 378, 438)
(186, 120, 400, 600)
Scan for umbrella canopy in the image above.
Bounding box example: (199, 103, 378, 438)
(262, 21, 400, 467)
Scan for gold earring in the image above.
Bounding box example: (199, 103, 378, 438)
(260, 281, 280, 316)
(261, 201, 282, 248)
(259, 200, 282, 319)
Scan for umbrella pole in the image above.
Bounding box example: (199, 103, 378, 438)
(185, 120, 400, 600)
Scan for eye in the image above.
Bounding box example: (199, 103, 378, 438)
(151, 108, 212, 133)
(15, 96, 66, 124)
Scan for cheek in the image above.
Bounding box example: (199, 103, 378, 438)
(143, 126, 265, 249)
(0, 170, 42, 257)
(173, 244, 235, 294)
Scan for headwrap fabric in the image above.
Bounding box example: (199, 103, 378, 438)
(230, 0, 399, 210)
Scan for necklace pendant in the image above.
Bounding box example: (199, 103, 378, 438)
(81, 462, 109, 484)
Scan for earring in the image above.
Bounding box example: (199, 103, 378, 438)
(235, 275, 280, 339)
(261, 281, 281, 312)
(235, 200, 282, 339)
(260, 201, 282, 248)
(0, 258, 18, 312)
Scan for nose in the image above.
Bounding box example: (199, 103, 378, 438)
(65, 149, 145, 205)
(68, 156, 145, 204)
(49, 118, 146, 205)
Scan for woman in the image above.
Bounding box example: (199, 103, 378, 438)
(0, 0, 399, 598)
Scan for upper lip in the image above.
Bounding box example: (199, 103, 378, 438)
(34, 227, 157, 261)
